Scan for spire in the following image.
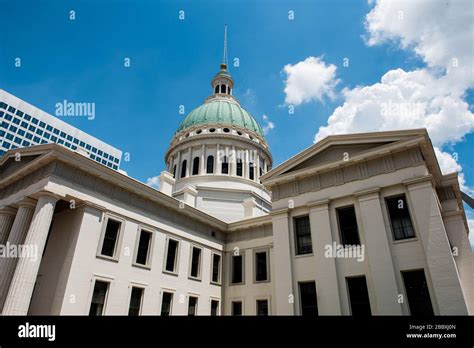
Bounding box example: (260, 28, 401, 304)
(221, 25, 228, 70)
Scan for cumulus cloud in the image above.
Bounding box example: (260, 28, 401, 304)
(283, 56, 339, 105)
(262, 114, 275, 135)
(146, 175, 160, 189)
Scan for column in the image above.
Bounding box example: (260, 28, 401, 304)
(231, 146, 236, 176)
(185, 149, 191, 177)
(405, 177, 469, 314)
(0, 207, 16, 244)
(0, 199, 36, 310)
(244, 149, 249, 179)
(3, 193, 59, 315)
(271, 210, 294, 314)
(176, 151, 181, 178)
(356, 188, 402, 314)
(308, 200, 341, 314)
(256, 153, 260, 182)
(200, 145, 206, 174)
(216, 145, 221, 174)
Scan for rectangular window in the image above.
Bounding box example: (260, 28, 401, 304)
(256, 299, 269, 316)
(336, 206, 360, 246)
(402, 270, 434, 316)
(187, 296, 198, 316)
(346, 276, 372, 316)
(100, 218, 121, 258)
(89, 280, 109, 316)
(210, 299, 219, 316)
(164, 238, 179, 273)
(135, 229, 152, 266)
(161, 292, 173, 316)
(386, 195, 415, 240)
(231, 254, 244, 284)
(128, 287, 144, 316)
(189, 246, 202, 279)
(231, 301, 242, 316)
(255, 250, 269, 282)
(211, 253, 221, 284)
(299, 281, 318, 316)
(294, 215, 313, 255)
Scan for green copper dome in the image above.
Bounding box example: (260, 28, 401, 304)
(177, 98, 264, 137)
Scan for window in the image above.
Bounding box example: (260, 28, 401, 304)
(187, 296, 198, 316)
(336, 206, 360, 246)
(214, 85, 219, 94)
(164, 238, 179, 273)
(161, 292, 173, 316)
(386, 195, 415, 240)
(210, 299, 219, 316)
(89, 280, 109, 316)
(231, 301, 242, 316)
(231, 254, 244, 284)
(189, 246, 202, 279)
(294, 216, 312, 255)
(221, 156, 229, 174)
(223, 127, 230, 133)
(346, 276, 372, 316)
(128, 287, 144, 316)
(236, 159, 243, 177)
(256, 299, 269, 316)
(211, 253, 221, 284)
(220, 84, 226, 94)
(299, 281, 318, 316)
(206, 156, 214, 173)
(100, 218, 121, 258)
(402, 270, 434, 316)
(254, 250, 269, 282)
(172, 164, 177, 178)
(249, 163, 254, 180)
(135, 229, 152, 266)
(192, 157, 200, 175)
(180, 160, 187, 178)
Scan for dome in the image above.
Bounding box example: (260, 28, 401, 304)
(177, 98, 264, 137)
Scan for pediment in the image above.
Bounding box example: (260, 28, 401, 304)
(0, 154, 42, 181)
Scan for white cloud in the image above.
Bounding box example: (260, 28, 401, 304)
(283, 56, 339, 106)
(146, 175, 160, 189)
(262, 114, 275, 135)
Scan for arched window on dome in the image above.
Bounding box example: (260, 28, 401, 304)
(181, 160, 187, 178)
(221, 156, 229, 174)
(192, 157, 200, 175)
(227, 85, 231, 94)
(207, 156, 214, 174)
(249, 162, 255, 180)
(236, 158, 243, 177)
(172, 164, 177, 178)
(220, 84, 226, 94)
(214, 85, 219, 94)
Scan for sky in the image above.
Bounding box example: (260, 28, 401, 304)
(1, 0, 473, 245)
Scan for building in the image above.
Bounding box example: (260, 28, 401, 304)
(0, 89, 122, 170)
(0, 57, 473, 316)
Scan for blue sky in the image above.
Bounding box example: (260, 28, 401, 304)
(1, 0, 473, 237)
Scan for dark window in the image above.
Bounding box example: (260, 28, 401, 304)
(220, 84, 226, 94)
(187, 296, 198, 316)
(402, 270, 434, 316)
(249, 163, 255, 180)
(180, 160, 187, 178)
(135, 230, 152, 266)
(337, 206, 360, 246)
(256, 299, 269, 316)
(210, 300, 219, 316)
(236, 159, 243, 176)
(211, 254, 221, 283)
(221, 156, 229, 174)
(190, 247, 201, 278)
(215, 85, 219, 94)
(294, 216, 313, 255)
(165, 239, 179, 272)
(89, 280, 109, 316)
(255, 251, 268, 282)
(100, 219, 121, 257)
(172, 164, 176, 178)
(192, 157, 199, 175)
(299, 282, 318, 316)
(231, 301, 242, 316)
(347, 276, 372, 316)
(231, 255, 243, 284)
(128, 287, 144, 316)
(206, 156, 214, 173)
(161, 292, 173, 316)
(386, 195, 415, 240)
(223, 127, 230, 133)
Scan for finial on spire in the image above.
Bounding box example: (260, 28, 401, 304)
(221, 25, 228, 70)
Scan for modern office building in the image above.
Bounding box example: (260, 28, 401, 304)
(0, 59, 472, 316)
(0, 89, 122, 170)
